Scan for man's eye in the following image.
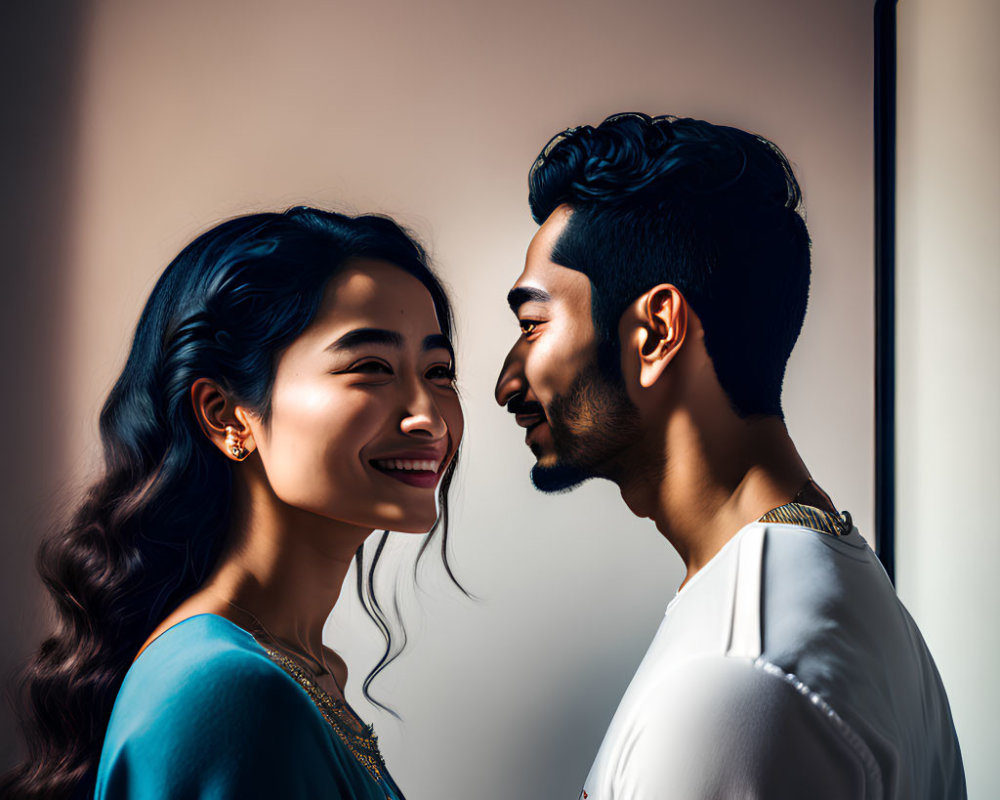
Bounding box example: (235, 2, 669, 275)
(519, 320, 539, 336)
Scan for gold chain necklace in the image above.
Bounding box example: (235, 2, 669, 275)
(218, 596, 343, 690)
(216, 596, 390, 786)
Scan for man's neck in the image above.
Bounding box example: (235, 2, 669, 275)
(618, 412, 813, 590)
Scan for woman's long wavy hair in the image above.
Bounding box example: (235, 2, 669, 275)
(1, 207, 463, 800)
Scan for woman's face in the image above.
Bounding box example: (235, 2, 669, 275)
(249, 258, 463, 533)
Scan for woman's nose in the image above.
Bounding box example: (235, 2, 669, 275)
(400, 384, 448, 439)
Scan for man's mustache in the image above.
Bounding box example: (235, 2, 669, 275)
(506, 393, 544, 418)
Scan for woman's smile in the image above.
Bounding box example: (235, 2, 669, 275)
(368, 443, 451, 489)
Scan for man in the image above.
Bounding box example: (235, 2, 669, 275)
(495, 113, 965, 799)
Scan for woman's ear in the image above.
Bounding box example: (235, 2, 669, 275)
(634, 284, 688, 389)
(190, 378, 257, 461)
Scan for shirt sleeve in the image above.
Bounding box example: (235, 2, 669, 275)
(611, 656, 878, 800)
(95, 650, 353, 800)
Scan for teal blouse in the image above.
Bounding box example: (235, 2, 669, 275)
(94, 614, 405, 799)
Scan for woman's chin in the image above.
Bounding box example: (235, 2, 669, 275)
(369, 504, 439, 534)
(391, 525, 435, 535)
(390, 513, 439, 534)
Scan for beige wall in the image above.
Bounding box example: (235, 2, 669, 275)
(3, 0, 877, 794)
(896, 0, 1000, 795)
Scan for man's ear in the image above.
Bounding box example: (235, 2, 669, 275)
(190, 378, 257, 461)
(635, 284, 688, 389)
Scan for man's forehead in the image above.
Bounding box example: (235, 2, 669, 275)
(513, 205, 573, 291)
(510, 236, 590, 313)
(526, 204, 572, 265)
(509, 260, 558, 307)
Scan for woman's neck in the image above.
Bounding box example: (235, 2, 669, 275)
(196, 464, 373, 668)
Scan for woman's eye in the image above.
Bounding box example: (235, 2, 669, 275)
(427, 365, 457, 383)
(351, 361, 392, 375)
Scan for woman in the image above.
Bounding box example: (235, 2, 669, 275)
(2, 207, 463, 799)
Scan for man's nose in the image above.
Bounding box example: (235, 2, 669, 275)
(495, 339, 528, 407)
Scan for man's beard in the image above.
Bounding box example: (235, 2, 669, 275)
(530, 360, 641, 493)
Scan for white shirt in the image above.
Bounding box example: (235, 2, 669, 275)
(579, 521, 966, 799)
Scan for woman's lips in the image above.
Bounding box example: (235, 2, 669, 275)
(369, 456, 445, 489)
(373, 468, 441, 488)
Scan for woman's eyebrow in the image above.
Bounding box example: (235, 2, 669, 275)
(326, 328, 453, 360)
(423, 334, 454, 360)
(326, 328, 403, 352)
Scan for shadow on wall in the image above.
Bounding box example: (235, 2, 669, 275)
(0, 0, 91, 769)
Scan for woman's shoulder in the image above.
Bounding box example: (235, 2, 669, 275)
(97, 614, 343, 797)
(130, 612, 266, 665)
(105, 614, 324, 746)
(118, 614, 313, 713)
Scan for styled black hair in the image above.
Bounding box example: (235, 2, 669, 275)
(2, 206, 462, 800)
(528, 113, 811, 418)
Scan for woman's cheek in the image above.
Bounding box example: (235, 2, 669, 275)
(263, 381, 377, 509)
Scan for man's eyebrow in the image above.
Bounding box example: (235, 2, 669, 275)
(326, 328, 403, 352)
(507, 286, 551, 313)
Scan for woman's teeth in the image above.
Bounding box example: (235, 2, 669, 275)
(373, 459, 441, 472)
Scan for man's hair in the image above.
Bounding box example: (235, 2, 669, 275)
(528, 113, 811, 418)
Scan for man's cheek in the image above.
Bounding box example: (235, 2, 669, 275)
(529, 344, 577, 399)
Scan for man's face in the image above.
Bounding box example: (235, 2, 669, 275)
(494, 206, 640, 492)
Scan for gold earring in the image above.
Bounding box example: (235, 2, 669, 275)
(224, 426, 251, 461)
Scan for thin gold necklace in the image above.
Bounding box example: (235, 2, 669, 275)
(218, 596, 346, 696)
(216, 597, 391, 788)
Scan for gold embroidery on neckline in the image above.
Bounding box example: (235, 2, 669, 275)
(261, 647, 389, 787)
(758, 502, 853, 536)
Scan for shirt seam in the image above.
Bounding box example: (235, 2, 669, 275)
(752, 657, 884, 800)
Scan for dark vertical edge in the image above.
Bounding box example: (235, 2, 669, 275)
(0, 0, 92, 770)
(874, 0, 897, 584)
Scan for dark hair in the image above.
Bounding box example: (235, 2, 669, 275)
(528, 112, 811, 418)
(1, 206, 463, 800)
